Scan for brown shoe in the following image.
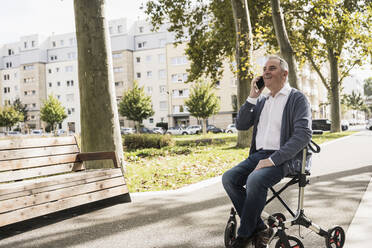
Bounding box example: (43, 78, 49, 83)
(230, 235, 254, 248)
(254, 226, 274, 248)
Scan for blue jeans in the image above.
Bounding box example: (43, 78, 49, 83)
(222, 150, 285, 237)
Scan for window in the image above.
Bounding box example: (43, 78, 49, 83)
(159, 85, 166, 94)
(32, 90, 36, 95)
(136, 72, 141, 78)
(67, 52, 76, 59)
(68, 109, 72, 115)
(23, 65, 34, 70)
(118, 25, 123, 33)
(149, 118, 154, 124)
(109, 26, 113, 34)
(49, 82, 52, 87)
(57, 95, 61, 100)
(139, 26, 144, 33)
(32, 103, 36, 108)
(146, 55, 152, 62)
(216, 80, 221, 87)
(69, 38, 74, 45)
(56, 67, 60, 72)
(8, 49, 14, 55)
(158, 54, 165, 63)
(32, 40, 36, 47)
(171, 56, 188, 65)
(48, 69, 52, 74)
(57, 81, 61, 86)
(159, 39, 166, 47)
(65, 66, 73, 72)
(113, 67, 124, 73)
(67, 81, 70, 87)
(159, 70, 166, 79)
(160, 101, 167, 110)
(50, 55, 57, 61)
(66, 94, 74, 102)
(71, 80, 74, 86)
(3, 87, 10, 93)
(6, 62, 12, 68)
(147, 86, 153, 94)
(115, 81, 123, 87)
(4, 74, 10, 80)
(147, 71, 152, 78)
(136, 57, 141, 63)
(24, 42, 27, 48)
(60, 40, 64, 46)
(24, 91, 28, 96)
(137, 41, 146, 48)
(112, 53, 123, 59)
(52, 41, 56, 47)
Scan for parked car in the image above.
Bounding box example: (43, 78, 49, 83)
(55, 129, 67, 136)
(139, 127, 156, 134)
(121, 127, 135, 135)
(207, 125, 224, 133)
(367, 119, 372, 130)
(166, 127, 190, 135)
(225, 124, 237, 133)
(7, 131, 21, 136)
(312, 119, 348, 131)
(186, 125, 202, 134)
(31, 129, 43, 135)
(152, 127, 165, 134)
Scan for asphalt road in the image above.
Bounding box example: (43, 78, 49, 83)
(1, 131, 371, 248)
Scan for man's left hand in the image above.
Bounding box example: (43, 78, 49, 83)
(255, 159, 274, 170)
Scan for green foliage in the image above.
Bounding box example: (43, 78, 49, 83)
(118, 81, 154, 128)
(364, 77, 372, 96)
(185, 80, 220, 119)
(0, 106, 24, 129)
(123, 134, 174, 150)
(12, 98, 28, 122)
(343, 90, 366, 111)
(40, 95, 67, 131)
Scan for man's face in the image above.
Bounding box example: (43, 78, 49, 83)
(263, 59, 288, 89)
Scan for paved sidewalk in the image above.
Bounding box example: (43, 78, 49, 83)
(0, 131, 371, 248)
(344, 176, 372, 247)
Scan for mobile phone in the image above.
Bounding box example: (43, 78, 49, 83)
(256, 76, 265, 90)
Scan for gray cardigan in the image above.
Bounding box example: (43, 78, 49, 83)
(236, 88, 312, 175)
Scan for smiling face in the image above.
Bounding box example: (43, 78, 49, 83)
(263, 58, 288, 93)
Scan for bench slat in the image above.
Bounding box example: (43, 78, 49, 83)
(0, 163, 76, 183)
(0, 136, 77, 150)
(0, 176, 126, 214)
(0, 185, 129, 227)
(0, 168, 122, 198)
(0, 145, 79, 161)
(0, 154, 79, 172)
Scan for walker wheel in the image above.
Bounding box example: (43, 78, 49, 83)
(224, 219, 237, 247)
(275, 235, 304, 248)
(268, 213, 286, 227)
(325, 226, 345, 248)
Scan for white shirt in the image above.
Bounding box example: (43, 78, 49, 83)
(247, 84, 292, 160)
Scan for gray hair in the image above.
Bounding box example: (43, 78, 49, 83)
(267, 55, 289, 72)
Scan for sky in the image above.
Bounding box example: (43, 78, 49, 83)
(0, 0, 146, 45)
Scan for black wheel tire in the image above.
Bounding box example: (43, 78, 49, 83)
(227, 130, 232, 133)
(275, 235, 304, 248)
(268, 213, 286, 228)
(325, 226, 345, 248)
(224, 220, 237, 247)
(182, 132, 188, 135)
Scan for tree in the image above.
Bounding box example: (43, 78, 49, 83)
(145, 0, 271, 147)
(12, 98, 28, 122)
(185, 80, 220, 134)
(40, 95, 67, 132)
(118, 81, 154, 132)
(0, 106, 24, 131)
(270, 0, 299, 89)
(286, 0, 371, 132)
(364, 77, 372, 96)
(74, 0, 125, 169)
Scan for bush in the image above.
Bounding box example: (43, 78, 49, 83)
(176, 137, 229, 146)
(123, 134, 173, 150)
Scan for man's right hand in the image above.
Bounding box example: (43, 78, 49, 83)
(249, 76, 265, 98)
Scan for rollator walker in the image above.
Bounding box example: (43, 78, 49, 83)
(224, 141, 346, 248)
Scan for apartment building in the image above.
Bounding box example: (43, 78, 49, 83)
(0, 17, 333, 133)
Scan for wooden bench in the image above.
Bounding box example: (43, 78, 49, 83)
(0, 135, 129, 227)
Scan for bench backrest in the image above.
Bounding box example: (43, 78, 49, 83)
(0, 136, 82, 183)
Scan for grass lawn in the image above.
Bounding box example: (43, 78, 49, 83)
(125, 131, 356, 192)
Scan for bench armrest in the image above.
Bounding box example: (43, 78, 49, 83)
(76, 151, 119, 169)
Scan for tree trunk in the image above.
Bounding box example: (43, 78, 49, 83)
(202, 118, 207, 135)
(74, 0, 125, 169)
(231, 0, 253, 148)
(328, 48, 341, 132)
(270, 0, 299, 89)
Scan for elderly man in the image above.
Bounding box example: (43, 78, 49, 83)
(222, 55, 312, 248)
